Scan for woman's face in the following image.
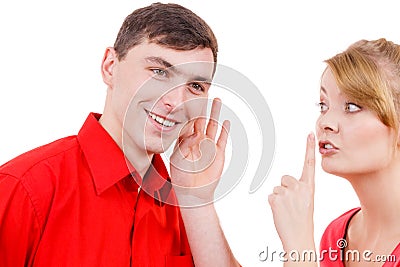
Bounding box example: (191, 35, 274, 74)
(316, 68, 396, 178)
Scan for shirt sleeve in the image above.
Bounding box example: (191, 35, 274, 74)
(0, 173, 41, 267)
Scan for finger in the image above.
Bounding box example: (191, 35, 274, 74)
(177, 120, 194, 145)
(175, 132, 201, 158)
(194, 102, 207, 134)
(272, 186, 285, 195)
(206, 98, 222, 139)
(217, 120, 230, 150)
(281, 175, 298, 188)
(300, 132, 316, 185)
(174, 129, 191, 153)
(194, 117, 206, 134)
(267, 194, 275, 206)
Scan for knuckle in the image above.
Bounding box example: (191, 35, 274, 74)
(268, 194, 276, 205)
(281, 175, 290, 182)
(209, 118, 218, 125)
(273, 186, 282, 194)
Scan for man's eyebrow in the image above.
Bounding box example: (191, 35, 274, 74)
(145, 56, 173, 69)
(191, 75, 212, 83)
(145, 56, 213, 82)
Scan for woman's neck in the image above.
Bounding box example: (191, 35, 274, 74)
(346, 160, 400, 235)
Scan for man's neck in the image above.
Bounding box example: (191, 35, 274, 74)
(99, 111, 153, 179)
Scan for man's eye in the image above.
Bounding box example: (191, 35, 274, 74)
(345, 102, 362, 113)
(189, 83, 205, 93)
(317, 102, 328, 113)
(152, 69, 167, 77)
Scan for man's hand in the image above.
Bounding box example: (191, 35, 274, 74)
(170, 98, 230, 206)
(169, 98, 240, 267)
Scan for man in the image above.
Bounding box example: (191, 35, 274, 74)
(0, 3, 240, 266)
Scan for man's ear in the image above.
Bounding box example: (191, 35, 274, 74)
(101, 47, 117, 89)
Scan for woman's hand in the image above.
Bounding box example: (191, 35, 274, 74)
(268, 133, 316, 254)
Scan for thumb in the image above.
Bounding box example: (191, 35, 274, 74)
(173, 121, 194, 152)
(300, 132, 316, 185)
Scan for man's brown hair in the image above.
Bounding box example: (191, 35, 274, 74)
(114, 2, 218, 63)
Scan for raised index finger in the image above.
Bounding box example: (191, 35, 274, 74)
(300, 132, 316, 185)
(206, 98, 222, 140)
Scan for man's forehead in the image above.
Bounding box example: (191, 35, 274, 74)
(172, 61, 214, 82)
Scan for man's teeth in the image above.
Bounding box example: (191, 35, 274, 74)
(149, 112, 175, 127)
(324, 144, 333, 149)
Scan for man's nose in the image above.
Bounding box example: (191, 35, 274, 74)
(161, 85, 186, 112)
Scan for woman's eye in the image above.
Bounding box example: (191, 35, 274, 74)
(317, 102, 328, 113)
(152, 69, 167, 77)
(345, 102, 362, 113)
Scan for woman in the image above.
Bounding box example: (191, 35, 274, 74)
(269, 38, 400, 267)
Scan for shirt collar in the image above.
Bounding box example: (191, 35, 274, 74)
(77, 113, 170, 196)
(138, 154, 175, 206)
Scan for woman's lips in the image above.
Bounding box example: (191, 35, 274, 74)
(318, 140, 339, 155)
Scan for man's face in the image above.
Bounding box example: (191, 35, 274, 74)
(104, 41, 214, 155)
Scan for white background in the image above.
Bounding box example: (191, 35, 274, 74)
(1, 0, 399, 266)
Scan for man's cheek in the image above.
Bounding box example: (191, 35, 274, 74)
(188, 100, 207, 119)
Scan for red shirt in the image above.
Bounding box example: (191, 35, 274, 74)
(0, 113, 194, 267)
(320, 208, 400, 267)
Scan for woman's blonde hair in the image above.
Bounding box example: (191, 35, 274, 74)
(325, 38, 400, 132)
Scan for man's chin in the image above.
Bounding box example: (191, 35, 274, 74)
(144, 140, 175, 155)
